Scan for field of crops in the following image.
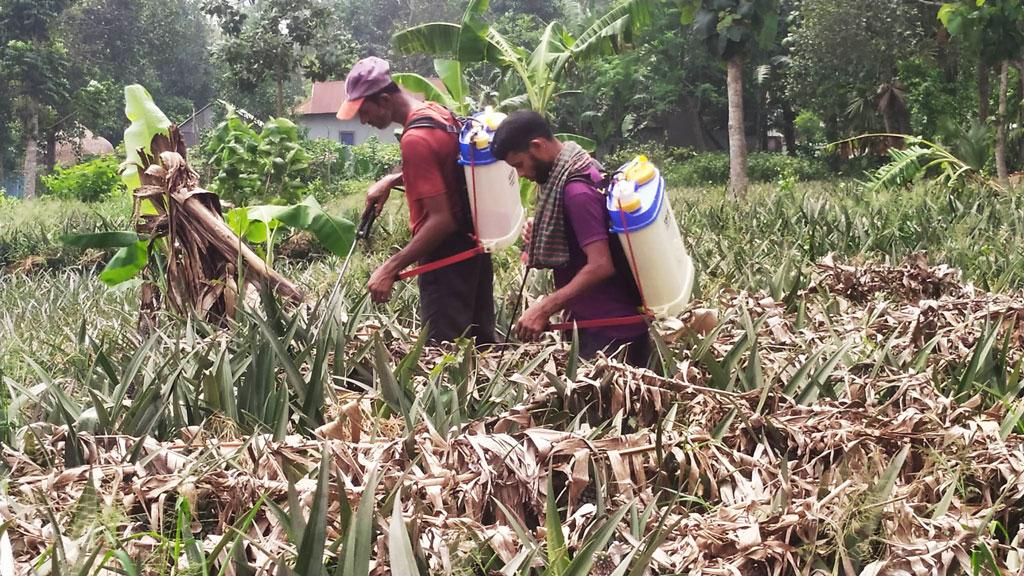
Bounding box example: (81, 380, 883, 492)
(2, 180, 1024, 575)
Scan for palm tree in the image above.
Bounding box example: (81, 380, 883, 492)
(684, 0, 779, 198)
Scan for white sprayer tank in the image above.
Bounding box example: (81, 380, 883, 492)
(459, 108, 525, 251)
(607, 156, 694, 318)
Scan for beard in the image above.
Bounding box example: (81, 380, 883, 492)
(534, 158, 554, 184)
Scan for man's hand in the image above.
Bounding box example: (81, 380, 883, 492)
(514, 301, 551, 341)
(367, 264, 399, 303)
(520, 217, 534, 264)
(366, 173, 401, 215)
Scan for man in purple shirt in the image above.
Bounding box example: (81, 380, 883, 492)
(491, 111, 650, 366)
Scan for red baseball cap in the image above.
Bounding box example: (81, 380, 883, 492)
(337, 57, 393, 120)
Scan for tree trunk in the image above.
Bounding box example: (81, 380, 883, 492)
(996, 60, 1009, 187)
(757, 89, 769, 152)
(781, 101, 796, 156)
(1018, 61, 1024, 167)
(979, 62, 991, 123)
(726, 55, 749, 198)
(45, 132, 57, 173)
(276, 77, 284, 118)
(21, 108, 38, 200)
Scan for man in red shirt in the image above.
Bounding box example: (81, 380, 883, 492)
(337, 57, 496, 344)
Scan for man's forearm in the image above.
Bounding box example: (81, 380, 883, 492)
(384, 172, 403, 188)
(537, 263, 613, 317)
(382, 216, 456, 276)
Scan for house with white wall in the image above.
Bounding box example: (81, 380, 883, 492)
(295, 81, 395, 144)
(294, 79, 446, 145)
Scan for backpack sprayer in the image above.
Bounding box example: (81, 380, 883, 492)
(505, 154, 696, 340)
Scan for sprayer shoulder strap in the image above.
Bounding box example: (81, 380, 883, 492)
(564, 160, 614, 194)
(403, 116, 459, 134)
(398, 108, 476, 239)
(401, 107, 463, 137)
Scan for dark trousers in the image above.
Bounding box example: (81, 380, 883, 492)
(576, 329, 651, 367)
(417, 235, 496, 345)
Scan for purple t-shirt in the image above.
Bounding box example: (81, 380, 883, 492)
(552, 166, 647, 339)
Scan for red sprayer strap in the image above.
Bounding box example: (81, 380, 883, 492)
(398, 244, 486, 280)
(549, 314, 651, 332)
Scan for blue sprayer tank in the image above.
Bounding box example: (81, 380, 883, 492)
(607, 155, 694, 318)
(458, 107, 525, 251)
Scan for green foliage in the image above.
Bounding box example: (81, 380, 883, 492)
(682, 0, 779, 60)
(786, 0, 929, 135)
(41, 155, 125, 202)
(303, 135, 399, 181)
(60, 0, 217, 143)
(393, 59, 471, 115)
(794, 111, 826, 145)
(97, 240, 148, 286)
(897, 57, 976, 142)
(940, 0, 1024, 64)
(204, 107, 311, 204)
(225, 195, 355, 265)
(336, 138, 400, 182)
(0, 39, 70, 109)
(855, 135, 988, 193)
(121, 85, 171, 192)
(562, 3, 724, 148)
(668, 152, 827, 186)
(393, 0, 653, 115)
(303, 137, 399, 200)
(940, 119, 992, 173)
(0, 0, 74, 199)
(603, 142, 687, 171)
(203, 0, 361, 115)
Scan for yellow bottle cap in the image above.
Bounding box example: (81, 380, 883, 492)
(618, 195, 642, 212)
(481, 106, 506, 131)
(625, 159, 656, 186)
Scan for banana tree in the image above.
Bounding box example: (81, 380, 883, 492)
(392, 0, 653, 118)
(66, 86, 354, 323)
(392, 59, 474, 116)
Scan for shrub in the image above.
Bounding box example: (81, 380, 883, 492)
(601, 142, 695, 171)
(795, 111, 826, 145)
(307, 178, 374, 200)
(41, 155, 125, 202)
(748, 153, 830, 182)
(203, 108, 310, 204)
(668, 152, 829, 186)
(305, 137, 400, 184)
(669, 153, 731, 186)
(344, 137, 401, 180)
(304, 139, 346, 185)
